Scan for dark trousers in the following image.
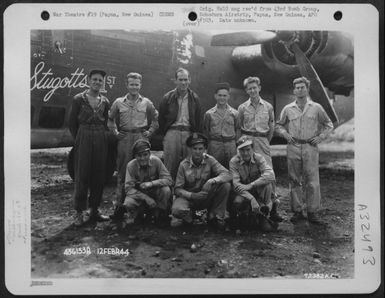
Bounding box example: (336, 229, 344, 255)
(73, 125, 108, 211)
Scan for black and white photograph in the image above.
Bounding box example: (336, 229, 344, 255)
(3, 3, 381, 295)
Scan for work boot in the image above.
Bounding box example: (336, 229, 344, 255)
(257, 213, 278, 232)
(269, 201, 284, 222)
(290, 211, 307, 223)
(260, 206, 270, 217)
(307, 212, 323, 225)
(73, 211, 84, 227)
(110, 205, 126, 221)
(89, 208, 109, 222)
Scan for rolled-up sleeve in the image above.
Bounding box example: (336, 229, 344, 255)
(147, 100, 159, 134)
(252, 156, 275, 187)
(275, 107, 289, 138)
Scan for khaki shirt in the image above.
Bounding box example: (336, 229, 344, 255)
(238, 98, 274, 135)
(109, 94, 159, 133)
(125, 155, 172, 195)
(229, 152, 275, 191)
(175, 154, 232, 194)
(275, 98, 333, 140)
(203, 104, 239, 139)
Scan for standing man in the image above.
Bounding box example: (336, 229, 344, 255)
(171, 133, 232, 230)
(238, 76, 282, 222)
(203, 82, 239, 168)
(108, 72, 159, 209)
(122, 139, 173, 226)
(69, 69, 110, 226)
(159, 68, 202, 180)
(238, 77, 274, 165)
(275, 77, 333, 224)
(229, 136, 277, 231)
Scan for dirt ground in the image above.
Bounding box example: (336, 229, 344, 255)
(31, 144, 354, 279)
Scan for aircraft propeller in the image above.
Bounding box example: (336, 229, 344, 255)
(210, 30, 339, 126)
(290, 42, 339, 125)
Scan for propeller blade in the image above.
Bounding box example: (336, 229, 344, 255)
(291, 43, 339, 125)
(211, 31, 276, 46)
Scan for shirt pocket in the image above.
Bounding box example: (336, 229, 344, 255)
(77, 104, 92, 123)
(303, 114, 318, 136)
(119, 106, 130, 115)
(133, 104, 147, 126)
(243, 109, 255, 129)
(223, 116, 236, 136)
(249, 167, 261, 181)
(200, 166, 211, 182)
(304, 113, 317, 126)
(185, 168, 196, 184)
(287, 113, 301, 135)
(255, 111, 270, 130)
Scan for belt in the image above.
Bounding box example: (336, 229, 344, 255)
(293, 137, 310, 144)
(169, 125, 191, 132)
(120, 127, 147, 133)
(241, 130, 268, 138)
(210, 136, 236, 142)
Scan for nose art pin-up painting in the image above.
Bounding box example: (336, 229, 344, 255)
(3, 2, 381, 295)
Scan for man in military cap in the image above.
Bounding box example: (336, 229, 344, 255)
(117, 139, 173, 227)
(170, 133, 232, 229)
(108, 72, 159, 210)
(203, 82, 239, 168)
(229, 136, 279, 231)
(237, 76, 282, 221)
(238, 76, 275, 166)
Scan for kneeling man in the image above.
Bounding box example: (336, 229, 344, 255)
(122, 139, 173, 226)
(171, 133, 232, 229)
(229, 136, 278, 231)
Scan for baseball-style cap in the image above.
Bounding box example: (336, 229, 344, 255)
(186, 132, 208, 147)
(132, 139, 151, 155)
(89, 69, 107, 77)
(236, 136, 253, 150)
(215, 82, 231, 93)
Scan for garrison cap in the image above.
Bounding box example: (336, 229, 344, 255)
(132, 139, 151, 155)
(236, 136, 253, 150)
(89, 69, 106, 78)
(186, 132, 208, 147)
(215, 82, 231, 93)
